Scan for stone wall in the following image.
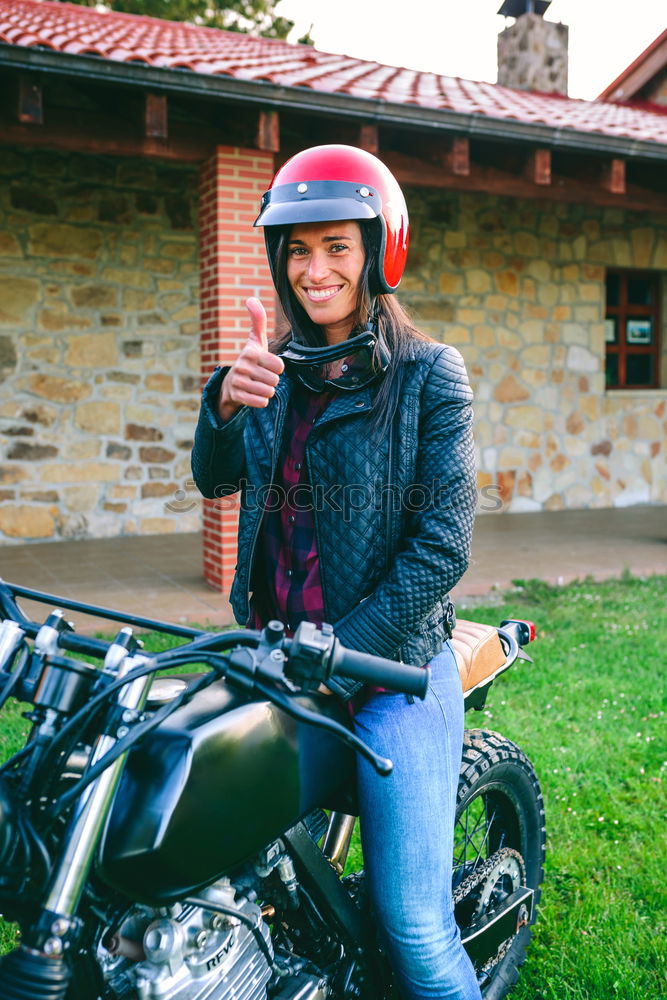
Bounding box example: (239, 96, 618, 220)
(400, 189, 667, 512)
(0, 148, 201, 543)
(2, 148, 666, 545)
(497, 13, 569, 95)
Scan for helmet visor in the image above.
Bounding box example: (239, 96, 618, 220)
(255, 179, 381, 228)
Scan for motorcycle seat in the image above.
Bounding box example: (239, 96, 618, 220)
(450, 619, 506, 693)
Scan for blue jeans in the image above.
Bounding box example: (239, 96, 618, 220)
(354, 642, 482, 1000)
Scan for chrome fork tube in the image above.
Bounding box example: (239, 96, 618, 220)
(44, 654, 151, 917)
(322, 812, 357, 874)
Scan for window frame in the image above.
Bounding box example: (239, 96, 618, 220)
(604, 269, 661, 390)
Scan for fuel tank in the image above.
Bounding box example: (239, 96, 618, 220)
(98, 678, 356, 905)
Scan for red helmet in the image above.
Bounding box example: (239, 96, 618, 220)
(254, 144, 409, 293)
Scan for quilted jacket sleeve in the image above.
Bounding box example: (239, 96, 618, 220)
(191, 366, 249, 499)
(332, 345, 476, 662)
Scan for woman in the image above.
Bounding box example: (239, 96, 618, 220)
(192, 145, 481, 1000)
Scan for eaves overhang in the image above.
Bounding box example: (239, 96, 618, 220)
(2, 43, 667, 164)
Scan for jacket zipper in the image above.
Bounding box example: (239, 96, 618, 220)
(385, 420, 394, 575)
(305, 401, 367, 624)
(308, 415, 393, 628)
(250, 394, 368, 626)
(305, 450, 328, 622)
(385, 422, 404, 663)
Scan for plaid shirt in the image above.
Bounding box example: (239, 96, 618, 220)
(249, 361, 423, 706)
(249, 382, 337, 633)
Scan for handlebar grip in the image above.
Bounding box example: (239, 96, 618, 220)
(333, 647, 430, 699)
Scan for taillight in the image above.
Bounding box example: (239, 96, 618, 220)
(500, 619, 536, 645)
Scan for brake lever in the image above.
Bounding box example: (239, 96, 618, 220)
(253, 676, 393, 776)
(222, 625, 393, 775)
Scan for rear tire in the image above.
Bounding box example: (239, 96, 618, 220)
(454, 729, 546, 999)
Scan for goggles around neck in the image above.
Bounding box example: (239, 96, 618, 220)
(281, 329, 391, 393)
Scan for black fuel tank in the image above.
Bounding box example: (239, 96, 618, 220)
(98, 679, 355, 904)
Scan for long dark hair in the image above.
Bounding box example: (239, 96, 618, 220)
(267, 219, 428, 437)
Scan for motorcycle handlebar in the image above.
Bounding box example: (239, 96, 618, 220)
(333, 646, 430, 700)
(0, 580, 429, 701)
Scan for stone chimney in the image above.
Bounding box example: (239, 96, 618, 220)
(497, 1, 568, 95)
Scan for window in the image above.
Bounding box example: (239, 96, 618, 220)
(605, 270, 661, 389)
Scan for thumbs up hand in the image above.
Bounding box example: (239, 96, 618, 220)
(218, 298, 285, 422)
(245, 296, 269, 351)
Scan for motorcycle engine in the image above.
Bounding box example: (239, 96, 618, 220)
(99, 878, 274, 1000)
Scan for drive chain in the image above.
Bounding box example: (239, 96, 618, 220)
(452, 847, 525, 976)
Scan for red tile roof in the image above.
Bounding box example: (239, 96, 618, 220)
(2, 0, 667, 145)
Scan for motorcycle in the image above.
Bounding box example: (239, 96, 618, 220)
(0, 579, 545, 1000)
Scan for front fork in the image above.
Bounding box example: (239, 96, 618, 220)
(0, 651, 152, 1000)
(322, 812, 357, 874)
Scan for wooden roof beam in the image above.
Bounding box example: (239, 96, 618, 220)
(256, 110, 280, 152)
(0, 102, 217, 162)
(524, 148, 552, 185)
(382, 149, 667, 214)
(418, 135, 470, 177)
(358, 123, 379, 154)
(602, 158, 626, 195)
(17, 73, 43, 125)
(144, 93, 168, 139)
(442, 136, 470, 176)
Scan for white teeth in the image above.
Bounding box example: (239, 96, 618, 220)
(306, 286, 341, 302)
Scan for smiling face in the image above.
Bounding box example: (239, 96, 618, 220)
(286, 220, 366, 345)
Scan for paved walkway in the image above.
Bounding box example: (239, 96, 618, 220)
(1, 506, 665, 634)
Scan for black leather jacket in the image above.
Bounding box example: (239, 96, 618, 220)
(191, 337, 476, 698)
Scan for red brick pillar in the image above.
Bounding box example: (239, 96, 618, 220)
(198, 146, 276, 593)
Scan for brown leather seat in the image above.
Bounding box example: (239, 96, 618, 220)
(450, 619, 506, 693)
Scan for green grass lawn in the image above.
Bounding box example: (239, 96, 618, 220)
(1, 574, 665, 998)
(459, 573, 666, 1000)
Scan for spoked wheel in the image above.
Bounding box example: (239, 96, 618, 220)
(453, 730, 546, 999)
